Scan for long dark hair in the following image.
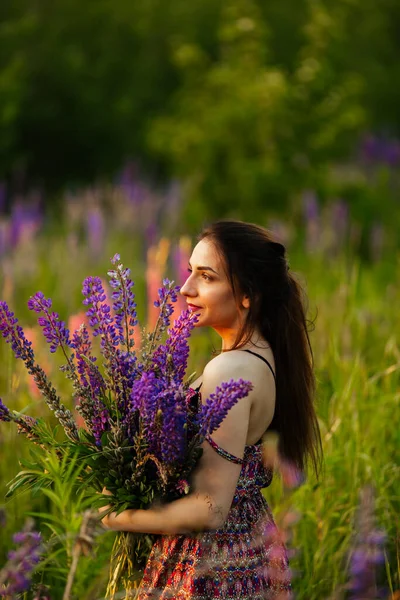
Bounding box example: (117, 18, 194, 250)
(199, 220, 322, 477)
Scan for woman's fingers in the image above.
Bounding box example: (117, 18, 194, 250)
(100, 507, 116, 529)
(99, 487, 113, 526)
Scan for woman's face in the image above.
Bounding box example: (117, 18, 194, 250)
(180, 239, 248, 334)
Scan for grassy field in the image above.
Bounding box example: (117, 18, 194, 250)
(0, 203, 399, 599)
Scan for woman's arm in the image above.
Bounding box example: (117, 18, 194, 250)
(100, 488, 228, 535)
(101, 355, 257, 535)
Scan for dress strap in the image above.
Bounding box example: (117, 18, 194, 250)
(205, 434, 244, 465)
(242, 349, 276, 381)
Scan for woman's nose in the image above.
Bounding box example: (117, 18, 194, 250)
(180, 275, 195, 297)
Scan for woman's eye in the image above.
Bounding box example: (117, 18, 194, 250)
(202, 273, 211, 281)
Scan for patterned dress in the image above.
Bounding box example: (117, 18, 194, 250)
(137, 398, 292, 599)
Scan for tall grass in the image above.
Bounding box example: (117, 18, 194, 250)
(0, 207, 398, 598)
(267, 254, 400, 598)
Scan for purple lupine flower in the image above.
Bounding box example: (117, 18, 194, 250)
(71, 325, 93, 387)
(87, 205, 105, 259)
(91, 403, 110, 446)
(0, 301, 35, 366)
(361, 133, 400, 167)
(130, 371, 162, 418)
(0, 301, 78, 441)
(0, 398, 11, 422)
(0, 397, 41, 443)
(130, 371, 164, 446)
(116, 349, 138, 393)
(15, 414, 41, 444)
(302, 190, 319, 221)
(141, 280, 182, 368)
(383, 139, 400, 166)
(0, 524, 43, 596)
(118, 162, 144, 205)
(302, 191, 320, 253)
(71, 324, 110, 445)
(361, 134, 381, 163)
(108, 254, 138, 349)
(71, 324, 99, 388)
(82, 275, 137, 409)
(151, 310, 198, 385)
(82, 276, 118, 346)
(347, 486, 387, 599)
(74, 389, 110, 447)
(28, 292, 72, 353)
(153, 280, 180, 329)
(196, 379, 253, 437)
(156, 386, 187, 463)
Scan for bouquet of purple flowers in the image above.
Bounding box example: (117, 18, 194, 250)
(0, 254, 252, 598)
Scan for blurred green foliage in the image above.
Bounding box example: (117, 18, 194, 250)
(1, 0, 400, 225)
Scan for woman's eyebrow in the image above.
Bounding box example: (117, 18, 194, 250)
(188, 262, 218, 275)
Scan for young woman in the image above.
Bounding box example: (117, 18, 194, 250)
(102, 220, 322, 599)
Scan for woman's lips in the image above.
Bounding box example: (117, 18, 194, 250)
(187, 304, 202, 311)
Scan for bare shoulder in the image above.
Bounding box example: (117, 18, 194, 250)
(203, 350, 266, 380)
(201, 351, 269, 398)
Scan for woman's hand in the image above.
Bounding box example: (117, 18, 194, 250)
(99, 487, 117, 530)
(99, 488, 139, 532)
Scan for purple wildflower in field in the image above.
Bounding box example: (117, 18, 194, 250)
(15, 414, 41, 444)
(71, 324, 110, 445)
(154, 279, 179, 329)
(347, 486, 387, 599)
(28, 291, 72, 353)
(361, 134, 400, 167)
(87, 205, 105, 259)
(82, 276, 132, 402)
(0, 300, 78, 441)
(196, 379, 253, 438)
(108, 254, 138, 348)
(0, 301, 35, 366)
(0, 525, 42, 596)
(0, 398, 11, 422)
(82, 276, 118, 345)
(302, 191, 320, 253)
(0, 398, 40, 442)
(152, 310, 198, 384)
(71, 325, 100, 388)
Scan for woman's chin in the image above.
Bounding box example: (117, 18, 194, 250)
(193, 314, 206, 328)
